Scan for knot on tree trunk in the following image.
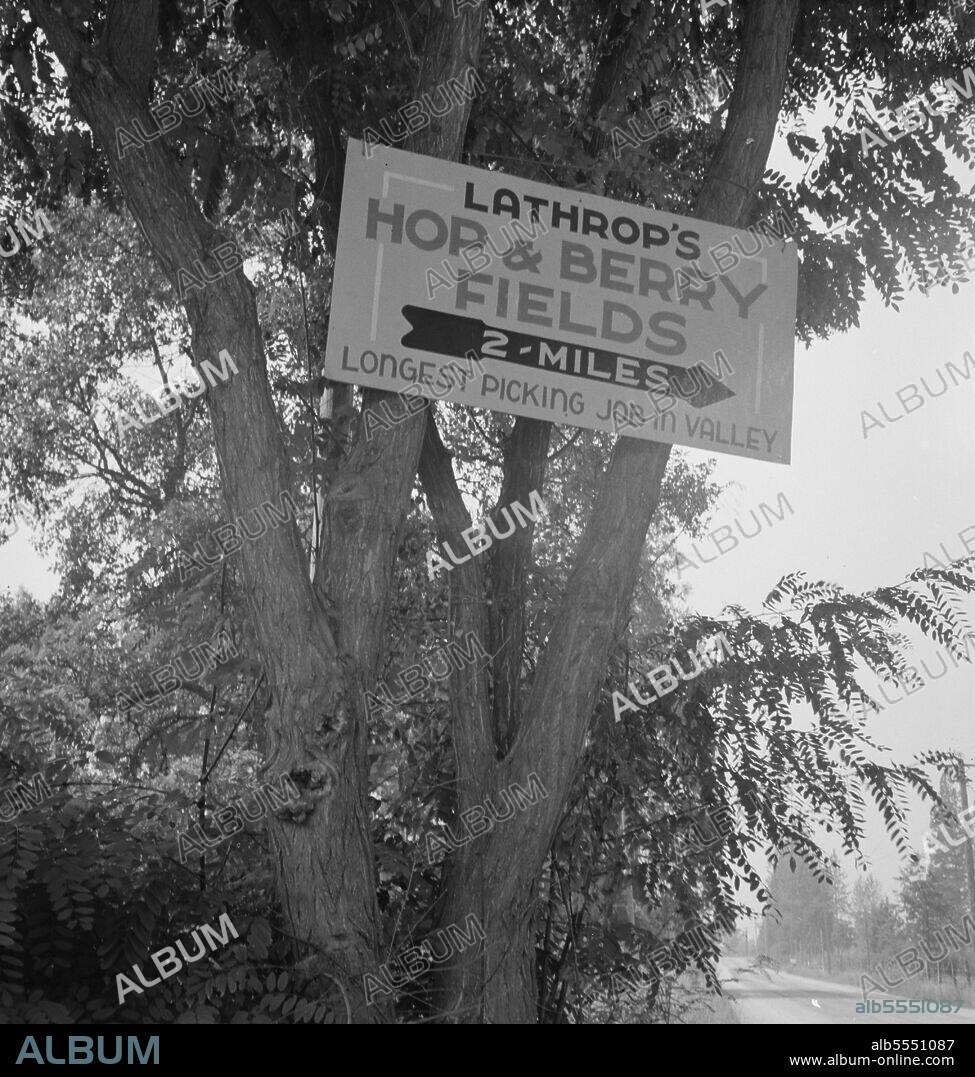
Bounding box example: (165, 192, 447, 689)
(273, 762, 338, 823)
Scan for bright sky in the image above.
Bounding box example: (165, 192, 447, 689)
(679, 275, 975, 895)
(674, 96, 975, 896)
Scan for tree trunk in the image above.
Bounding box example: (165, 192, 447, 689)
(435, 863, 537, 1023)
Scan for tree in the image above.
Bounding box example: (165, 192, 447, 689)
(899, 765, 975, 988)
(758, 852, 852, 973)
(4, 0, 975, 1022)
(851, 874, 889, 967)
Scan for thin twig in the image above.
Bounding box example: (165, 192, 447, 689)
(201, 673, 267, 784)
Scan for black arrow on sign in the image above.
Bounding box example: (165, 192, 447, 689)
(400, 307, 734, 409)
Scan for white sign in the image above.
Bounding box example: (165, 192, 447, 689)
(324, 139, 798, 463)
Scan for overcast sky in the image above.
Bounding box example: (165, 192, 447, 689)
(679, 273, 975, 895)
(670, 104, 975, 898)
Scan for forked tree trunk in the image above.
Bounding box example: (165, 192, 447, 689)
(435, 0, 800, 1023)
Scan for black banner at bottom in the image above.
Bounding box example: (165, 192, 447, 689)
(0, 1022, 971, 1064)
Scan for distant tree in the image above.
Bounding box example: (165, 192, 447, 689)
(758, 851, 848, 971)
(899, 768, 975, 989)
(851, 874, 886, 966)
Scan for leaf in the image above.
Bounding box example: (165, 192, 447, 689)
(195, 134, 223, 220)
(10, 49, 33, 99)
(224, 159, 256, 220)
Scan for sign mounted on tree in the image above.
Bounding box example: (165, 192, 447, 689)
(324, 138, 798, 463)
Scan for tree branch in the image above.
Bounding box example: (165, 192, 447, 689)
(28, 0, 340, 683)
(500, 0, 802, 890)
(488, 417, 550, 753)
(417, 409, 494, 778)
(102, 0, 160, 101)
(313, 4, 486, 698)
